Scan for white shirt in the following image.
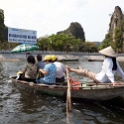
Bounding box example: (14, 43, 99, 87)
(54, 61, 66, 78)
(95, 57, 124, 83)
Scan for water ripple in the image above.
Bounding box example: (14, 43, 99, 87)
(0, 61, 124, 124)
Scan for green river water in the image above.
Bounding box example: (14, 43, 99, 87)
(0, 61, 124, 124)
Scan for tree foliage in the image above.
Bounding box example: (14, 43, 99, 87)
(98, 33, 113, 50)
(99, 20, 124, 52)
(0, 9, 9, 50)
(114, 28, 123, 53)
(120, 20, 124, 32)
(0, 9, 4, 43)
(113, 20, 124, 53)
(37, 34, 98, 52)
(38, 34, 81, 52)
(78, 42, 98, 52)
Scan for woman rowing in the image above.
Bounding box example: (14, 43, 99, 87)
(66, 46, 124, 86)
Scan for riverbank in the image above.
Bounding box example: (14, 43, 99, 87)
(0, 54, 80, 62)
(0, 53, 124, 62)
(88, 55, 124, 62)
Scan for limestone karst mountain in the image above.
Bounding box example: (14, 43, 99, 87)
(57, 22, 85, 42)
(109, 6, 124, 35)
(0, 9, 8, 41)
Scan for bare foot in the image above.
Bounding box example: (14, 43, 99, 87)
(77, 66, 83, 70)
(112, 82, 119, 86)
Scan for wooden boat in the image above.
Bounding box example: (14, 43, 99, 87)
(10, 76, 124, 101)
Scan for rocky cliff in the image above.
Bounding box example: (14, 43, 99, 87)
(109, 6, 124, 34)
(0, 9, 8, 41)
(57, 22, 85, 42)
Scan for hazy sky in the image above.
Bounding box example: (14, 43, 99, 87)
(0, 0, 124, 42)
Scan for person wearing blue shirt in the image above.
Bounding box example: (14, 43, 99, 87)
(36, 55, 56, 85)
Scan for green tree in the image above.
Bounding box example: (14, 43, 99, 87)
(38, 34, 82, 52)
(0, 9, 9, 50)
(78, 42, 98, 52)
(114, 28, 123, 53)
(99, 33, 113, 50)
(0, 9, 4, 45)
(120, 20, 124, 32)
(37, 37, 49, 51)
(37, 34, 99, 52)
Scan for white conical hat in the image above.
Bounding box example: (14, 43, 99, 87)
(99, 46, 117, 57)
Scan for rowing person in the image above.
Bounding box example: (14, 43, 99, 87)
(66, 46, 124, 86)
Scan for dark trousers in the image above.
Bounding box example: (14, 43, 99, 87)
(56, 77, 65, 82)
(18, 74, 36, 83)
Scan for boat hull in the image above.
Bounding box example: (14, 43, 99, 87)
(11, 77, 124, 101)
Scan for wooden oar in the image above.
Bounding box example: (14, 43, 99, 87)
(66, 68, 72, 111)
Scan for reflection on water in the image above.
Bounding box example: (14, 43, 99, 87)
(0, 61, 124, 124)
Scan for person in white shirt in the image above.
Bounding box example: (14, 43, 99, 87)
(66, 46, 124, 86)
(51, 55, 66, 83)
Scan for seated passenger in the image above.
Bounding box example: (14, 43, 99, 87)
(36, 54, 45, 78)
(36, 54, 45, 71)
(36, 55, 56, 85)
(51, 55, 66, 83)
(19, 55, 37, 83)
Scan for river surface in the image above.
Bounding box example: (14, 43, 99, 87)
(0, 61, 124, 124)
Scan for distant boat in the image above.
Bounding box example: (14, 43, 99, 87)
(10, 76, 124, 101)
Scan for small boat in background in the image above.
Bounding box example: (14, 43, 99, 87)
(10, 76, 124, 101)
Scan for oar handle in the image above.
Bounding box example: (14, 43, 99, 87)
(66, 68, 72, 111)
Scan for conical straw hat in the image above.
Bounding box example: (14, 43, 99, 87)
(99, 46, 117, 57)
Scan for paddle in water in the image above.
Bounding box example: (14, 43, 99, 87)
(66, 68, 72, 111)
